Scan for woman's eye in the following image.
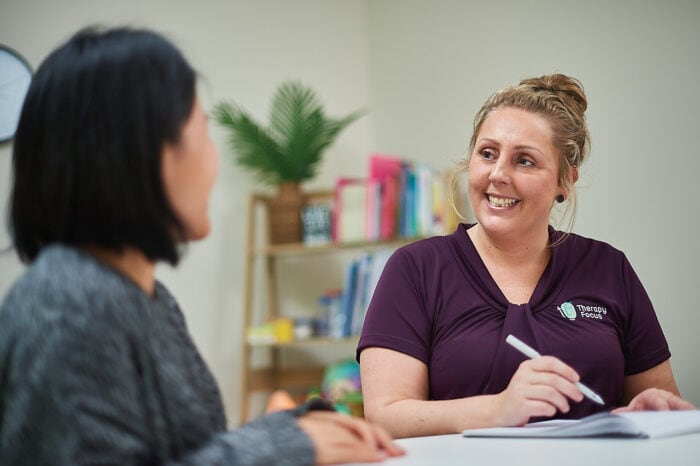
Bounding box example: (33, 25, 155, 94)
(481, 149, 496, 160)
(517, 157, 534, 167)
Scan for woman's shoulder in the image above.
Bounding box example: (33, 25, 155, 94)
(398, 225, 465, 254)
(559, 230, 624, 253)
(554, 230, 628, 267)
(383, 226, 469, 275)
(390, 232, 455, 265)
(0, 244, 153, 341)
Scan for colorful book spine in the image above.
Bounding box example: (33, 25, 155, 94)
(333, 177, 367, 244)
(368, 153, 403, 241)
(333, 154, 451, 244)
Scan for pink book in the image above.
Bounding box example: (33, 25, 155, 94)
(368, 154, 403, 240)
(365, 178, 381, 241)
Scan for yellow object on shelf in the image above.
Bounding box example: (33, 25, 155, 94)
(246, 318, 295, 345)
(273, 318, 294, 343)
(246, 322, 276, 345)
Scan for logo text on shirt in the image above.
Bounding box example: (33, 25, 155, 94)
(557, 302, 608, 321)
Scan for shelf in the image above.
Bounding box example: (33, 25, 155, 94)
(251, 237, 422, 257)
(247, 367, 326, 392)
(240, 189, 425, 424)
(246, 336, 360, 348)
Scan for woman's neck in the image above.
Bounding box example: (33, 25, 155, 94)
(83, 245, 157, 295)
(468, 223, 550, 267)
(467, 224, 552, 304)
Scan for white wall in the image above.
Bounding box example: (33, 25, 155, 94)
(366, 0, 700, 406)
(1, 0, 698, 426)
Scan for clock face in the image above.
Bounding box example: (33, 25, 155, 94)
(0, 45, 32, 143)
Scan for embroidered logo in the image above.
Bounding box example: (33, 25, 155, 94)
(558, 302, 577, 320)
(557, 301, 609, 321)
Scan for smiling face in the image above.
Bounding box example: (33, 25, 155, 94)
(161, 98, 219, 241)
(467, 107, 563, 244)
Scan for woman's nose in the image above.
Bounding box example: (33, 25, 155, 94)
(488, 158, 511, 185)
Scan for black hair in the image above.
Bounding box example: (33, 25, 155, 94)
(10, 26, 196, 264)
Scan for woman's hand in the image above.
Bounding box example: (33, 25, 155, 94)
(297, 411, 406, 465)
(493, 356, 584, 426)
(613, 388, 695, 413)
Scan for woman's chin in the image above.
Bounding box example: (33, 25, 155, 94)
(185, 222, 212, 242)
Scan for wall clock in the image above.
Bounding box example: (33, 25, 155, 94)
(0, 45, 32, 143)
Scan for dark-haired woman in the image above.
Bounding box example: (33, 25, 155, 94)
(357, 74, 694, 439)
(0, 26, 403, 465)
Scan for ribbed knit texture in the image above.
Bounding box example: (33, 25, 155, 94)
(0, 244, 316, 465)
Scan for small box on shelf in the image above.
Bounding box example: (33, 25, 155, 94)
(301, 204, 332, 246)
(246, 318, 294, 345)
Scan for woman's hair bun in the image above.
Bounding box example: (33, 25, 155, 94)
(520, 73, 588, 114)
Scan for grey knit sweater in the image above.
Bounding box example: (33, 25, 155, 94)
(0, 245, 319, 465)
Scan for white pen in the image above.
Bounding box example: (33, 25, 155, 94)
(505, 334, 605, 406)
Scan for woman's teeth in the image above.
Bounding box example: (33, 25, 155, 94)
(488, 195, 519, 207)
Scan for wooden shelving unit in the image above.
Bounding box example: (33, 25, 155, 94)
(239, 189, 417, 423)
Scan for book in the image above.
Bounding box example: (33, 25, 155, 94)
(415, 164, 436, 237)
(349, 252, 372, 335)
(368, 154, 403, 241)
(363, 248, 392, 306)
(462, 410, 700, 439)
(365, 178, 382, 241)
(399, 161, 416, 237)
(430, 171, 447, 236)
(333, 178, 367, 244)
(339, 258, 360, 337)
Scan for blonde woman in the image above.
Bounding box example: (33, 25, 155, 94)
(358, 74, 694, 438)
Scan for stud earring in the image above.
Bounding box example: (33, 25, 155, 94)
(556, 194, 565, 203)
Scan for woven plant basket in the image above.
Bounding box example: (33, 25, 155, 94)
(268, 182, 304, 244)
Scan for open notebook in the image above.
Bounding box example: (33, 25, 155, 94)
(462, 410, 700, 439)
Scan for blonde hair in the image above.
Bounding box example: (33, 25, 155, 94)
(450, 73, 590, 237)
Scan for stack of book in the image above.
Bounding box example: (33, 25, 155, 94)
(317, 248, 393, 339)
(332, 153, 449, 244)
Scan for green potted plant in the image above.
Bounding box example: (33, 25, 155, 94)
(213, 80, 365, 244)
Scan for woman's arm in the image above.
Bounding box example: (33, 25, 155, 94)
(616, 360, 695, 411)
(0, 300, 401, 466)
(360, 347, 585, 438)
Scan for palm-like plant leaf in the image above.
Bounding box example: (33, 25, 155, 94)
(212, 102, 285, 185)
(214, 81, 365, 186)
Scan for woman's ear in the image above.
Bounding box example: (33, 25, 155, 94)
(563, 165, 580, 198)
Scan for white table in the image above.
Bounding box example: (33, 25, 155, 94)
(345, 432, 700, 465)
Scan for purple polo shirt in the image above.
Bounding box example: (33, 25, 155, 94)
(357, 224, 670, 418)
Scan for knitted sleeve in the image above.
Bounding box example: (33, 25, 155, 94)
(0, 304, 321, 466)
(0, 255, 329, 466)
